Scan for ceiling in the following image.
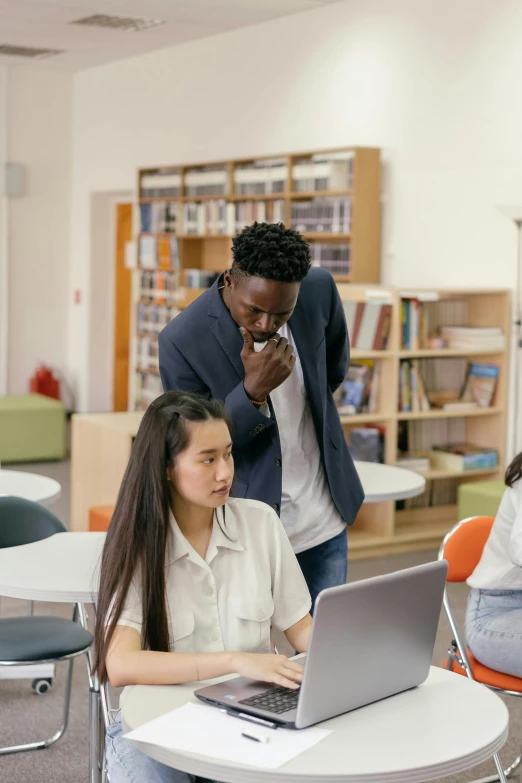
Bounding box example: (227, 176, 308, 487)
(0, 0, 341, 71)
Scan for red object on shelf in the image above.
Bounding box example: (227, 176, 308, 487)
(30, 365, 60, 400)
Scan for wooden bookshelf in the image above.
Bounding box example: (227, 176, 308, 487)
(131, 147, 381, 409)
(339, 284, 510, 559)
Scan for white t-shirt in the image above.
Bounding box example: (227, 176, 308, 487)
(467, 478, 522, 590)
(254, 324, 345, 553)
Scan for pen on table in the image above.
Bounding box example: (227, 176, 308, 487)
(241, 731, 270, 744)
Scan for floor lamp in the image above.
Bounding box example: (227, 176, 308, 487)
(497, 205, 522, 459)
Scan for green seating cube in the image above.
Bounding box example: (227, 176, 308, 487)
(457, 479, 506, 521)
(0, 394, 66, 463)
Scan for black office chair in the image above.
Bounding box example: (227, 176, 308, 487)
(0, 496, 93, 755)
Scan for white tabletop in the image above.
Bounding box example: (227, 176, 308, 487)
(0, 532, 105, 603)
(0, 469, 61, 506)
(122, 666, 508, 783)
(354, 460, 426, 503)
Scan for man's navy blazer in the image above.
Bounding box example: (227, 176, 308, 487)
(159, 267, 364, 527)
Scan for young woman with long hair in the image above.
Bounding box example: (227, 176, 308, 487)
(465, 451, 522, 677)
(93, 390, 312, 783)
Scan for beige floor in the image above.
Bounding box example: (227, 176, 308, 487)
(0, 461, 520, 783)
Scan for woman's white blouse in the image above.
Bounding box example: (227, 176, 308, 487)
(116, 497, 312, 654)
(468, 478, 522, 590)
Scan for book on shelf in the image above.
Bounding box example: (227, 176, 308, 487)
(310, 242, 350, 277)
(347, 426, 384, 463)
(139, 270, 180, 306)
(460, 362, 499, 407)
(184, 166, 228, 197)
(140, 169, 181, 198)
(429, 443, 499, 472)
(401, 298, 430, 350)
(396, 452, 431, 473)
(135, 371, 163, 408)
(182, 200, 228, 235)
(338, 363, 370, 415)
(227, 200, 285, 234)
(343, 301, 391, 351)
(234, 159, 288, 195)
(137, 303, 180, 335)
(290, 196, 351, 234)
(399, 360, 431, 412)
(440, 326, 506, 351)
(292, 151, 354, 192)
(139, 202, 178, 233)
(139, 235, 179, 269)
(183, 269, 220, 289)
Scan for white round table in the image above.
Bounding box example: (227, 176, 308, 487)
(354, 460, 426, 503)
(0, 469, 61, 506)
(0, 531, 104, 603)
(122, 666, 508, 783)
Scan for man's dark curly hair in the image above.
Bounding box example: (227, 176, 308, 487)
(231, 222, 311, 283)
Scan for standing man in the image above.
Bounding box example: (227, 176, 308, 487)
(159, 222, 364, 608)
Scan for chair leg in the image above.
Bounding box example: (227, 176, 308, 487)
(0, 656, 75, 755)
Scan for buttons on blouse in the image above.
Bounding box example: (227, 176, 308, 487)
(211, 631, 220, 642)
(207, 587, 214, 596)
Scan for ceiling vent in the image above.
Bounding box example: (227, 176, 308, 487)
(0, 45, 63, 59)
(70, 14, 166, 32)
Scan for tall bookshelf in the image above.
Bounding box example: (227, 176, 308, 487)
(130, 147, 381, 409)
(337, 284, 511, 559)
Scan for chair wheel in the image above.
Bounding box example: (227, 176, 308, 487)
(32, 678, 52, 695)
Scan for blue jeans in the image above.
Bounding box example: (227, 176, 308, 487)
(465, 587, 522, 678)
(106, 717, 219, 783)
(296, 529, 348, 613)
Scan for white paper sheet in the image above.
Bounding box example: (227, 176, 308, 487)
(124, 702, 331, 770)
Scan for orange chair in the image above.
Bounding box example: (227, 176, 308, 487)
(439, 516, 522, 783)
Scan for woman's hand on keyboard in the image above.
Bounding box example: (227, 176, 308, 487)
(232, 653, 303, 689)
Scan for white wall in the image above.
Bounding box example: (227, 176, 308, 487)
(4, 67, 73, 399)
(70, 0, 522, 417)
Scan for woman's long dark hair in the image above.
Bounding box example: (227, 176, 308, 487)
(92, 390, 232, 684)
(506, 451, 522, 488)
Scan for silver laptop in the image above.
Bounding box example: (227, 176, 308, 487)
(195, 560, 448, 729)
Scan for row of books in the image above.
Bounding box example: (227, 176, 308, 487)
(290, 197, 351, 234)
(401, 298, 429, 350)
(235, 159, 287, 195)
(139, 153, 354, 201)
(310, 243, 350, 276)
(347, 426, 385, 463)
(137, 303, 179, 335)
(343, 302, 391, 350)
(184, 269, 220, 289)
(185, 166, 228, 197)
(139, 202, 178, 233)
(135, 372, 163, 408)
(181, 200, 286, 235)
(292, 152, 354, 192)
(141, 169, 181, 198)
(440, 326, 506, 351)
(399, 360, 431, 412)
(136, 336, 159, 371)
(397, 444, 499, 473)
(140, 271, 180, 306)
(337, 361, 380, 415)
(139, 235, 180, 269)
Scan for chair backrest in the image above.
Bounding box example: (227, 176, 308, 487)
(439, 516, 495, 583)
(0, 496, 66, 549)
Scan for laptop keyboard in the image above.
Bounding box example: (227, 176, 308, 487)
(239, 686, 299, 715)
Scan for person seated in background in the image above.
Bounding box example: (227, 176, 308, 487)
(93, 390, 312, 783)
(465, 451, 522, 678)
